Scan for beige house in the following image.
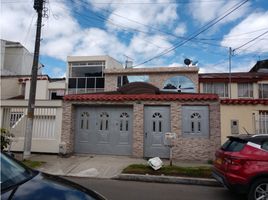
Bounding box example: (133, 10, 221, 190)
(0, 39, 42, 75)
(62, 57, 221, 161)
(199, 60, 268, 144)
(1, 75, 66, 153)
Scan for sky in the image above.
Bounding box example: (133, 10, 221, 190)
(1, 0, 268, 77)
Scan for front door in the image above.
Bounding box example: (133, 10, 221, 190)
(144, 106, 170, 158)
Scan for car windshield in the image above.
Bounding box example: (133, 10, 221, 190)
(1, 153, 35, 192)
(221, 138, 246, 152)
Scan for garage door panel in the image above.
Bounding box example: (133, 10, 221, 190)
(75, 107, 132, 155)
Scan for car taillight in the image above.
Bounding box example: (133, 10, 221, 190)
(224, 157, 245, 166)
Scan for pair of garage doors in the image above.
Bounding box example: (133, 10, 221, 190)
(75, 107, 133, 155)
(75, 106, 209, 157)
(75, 106, 171, 157)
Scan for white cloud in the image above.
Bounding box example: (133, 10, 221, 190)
(188, 0, 250, 25)
(89, 0, 179, 33)
(50, 67, 66, 78)
(221, 11, 268, 54)
(174, 23, 187, 36)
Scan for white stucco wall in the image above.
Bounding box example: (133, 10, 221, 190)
(0, 77, 21, 99)
(25, 80, 49, 100)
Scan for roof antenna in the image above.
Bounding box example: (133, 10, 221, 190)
(242, 127, 250, 135)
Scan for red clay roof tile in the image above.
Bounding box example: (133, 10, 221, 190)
(64, 93, 219, 101)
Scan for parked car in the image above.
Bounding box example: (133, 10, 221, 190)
(212, 134, 268, 200)
(0, 152, 106, 200)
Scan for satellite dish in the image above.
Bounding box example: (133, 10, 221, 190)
(184, 58, 192, 66)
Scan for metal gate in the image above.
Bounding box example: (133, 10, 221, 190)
(75, 106, 133, 155)
(144, 106, 170, 158)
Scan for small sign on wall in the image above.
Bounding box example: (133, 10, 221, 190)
(231, 120, 239, 134)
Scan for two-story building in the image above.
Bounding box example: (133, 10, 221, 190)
(0, 40, 66, 153)
(62, 56, 221, 161)
(199, 59, 268, 143)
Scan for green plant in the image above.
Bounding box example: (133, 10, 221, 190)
(1, 128, 14, 151)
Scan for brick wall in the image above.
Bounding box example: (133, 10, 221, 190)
(61, 99, 220, 161)
(104, 67, 199, 92)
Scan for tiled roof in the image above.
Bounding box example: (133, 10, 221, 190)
(64, 93, 218, 101)
(199, 72, 268, 82)
(221, 99, 268, 105)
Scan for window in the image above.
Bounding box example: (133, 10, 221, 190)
(190, 113, 202, 134)
(262, 141, 268, 151)
(117, 75, 149, 87)
(203, 82, 228, 97)
(152, 112, 163, 133)
(163, 76, 196, 93)
(182, 106, 209, 137)
(259, 84, 268, 98)
(80, 112, 89, 130)
(221, 139, 246, 152)
(99, 112, 109, 131)
(49, 90, 65, 100)
(120, 112, 129, 131)
(238, 83, 253, 98)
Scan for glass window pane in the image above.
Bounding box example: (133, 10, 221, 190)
(68, 78, 77, 88)
(153, 121, 156, 132)
(105, 120, 108, 130)
(126, 120, 128, 131)
(86, 78, 95, 88)
(117, 76, 122, 87)
(159, 121, 162, 132)
(96, 78, 104, 88)
(120, 120, 123, 131)
(78, 78, 86, 88)
(87, 78, 95, 88)
(191, 122, 194, 132)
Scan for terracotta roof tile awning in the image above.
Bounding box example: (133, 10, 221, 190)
(64, 93, 219, 101)
(221, 99, 268, 105)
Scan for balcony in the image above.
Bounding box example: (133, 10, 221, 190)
(68, 77, 104, 94)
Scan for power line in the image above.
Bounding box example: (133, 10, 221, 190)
(133, 0, 249, 67)
(233, 30, 268, 51)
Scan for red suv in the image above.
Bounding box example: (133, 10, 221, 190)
(213, 134, 268, 200)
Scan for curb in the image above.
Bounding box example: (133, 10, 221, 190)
(114, 174, 221, 187)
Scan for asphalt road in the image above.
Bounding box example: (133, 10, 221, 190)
(66, 177, 247, 200)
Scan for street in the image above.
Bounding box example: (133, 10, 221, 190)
(66, 177, 247, 200)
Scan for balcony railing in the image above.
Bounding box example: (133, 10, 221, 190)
(68, 77, 104, 94)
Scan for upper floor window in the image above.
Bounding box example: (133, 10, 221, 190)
(259, 83, 268, 99)
(117, 75, 149, 87)
(69, 61, 105, 78)
(203, 82, 228, 97)
(163, 76, 196, 93)
(49, 89, 65, 100)
(238, 83, 253, 98)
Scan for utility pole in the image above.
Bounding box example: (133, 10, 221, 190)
(23, 0, 44, 159)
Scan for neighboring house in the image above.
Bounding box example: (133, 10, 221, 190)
(62, 60, 221, 161)
(67, 55, 123, 94)
(199, 60, 268, 144)
(0, 39, 42, 75)
(0, 75, 66, 153)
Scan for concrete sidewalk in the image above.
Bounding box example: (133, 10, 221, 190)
(15, 153, 218, 186)
(26, 154, 147, 178)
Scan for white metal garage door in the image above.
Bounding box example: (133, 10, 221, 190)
(75, 106, 133, 155)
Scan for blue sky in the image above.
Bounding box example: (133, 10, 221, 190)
(1, 0, 268, 77)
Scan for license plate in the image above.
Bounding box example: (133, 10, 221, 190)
(215, 158, 222, 165)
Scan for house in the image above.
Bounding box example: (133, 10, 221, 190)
(61, 57, 221, 161)
(0, 39, 66, 153)
(67, 55, 123, 94)
(199, 61, 268, 144)
(0, 39, 42, 75)
(0, 75, 66, 153)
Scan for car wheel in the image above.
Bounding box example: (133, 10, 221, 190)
(248, 178, 268, 200)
